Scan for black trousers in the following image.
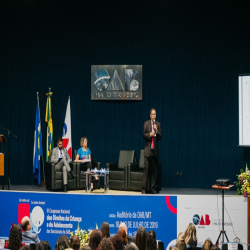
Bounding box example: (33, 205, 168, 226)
(142, 149, 158, 192)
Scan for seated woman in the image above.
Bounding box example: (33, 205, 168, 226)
(5, 223, 25, 250)
(75, 136, 99, 190)
(177, 223, 197, 250)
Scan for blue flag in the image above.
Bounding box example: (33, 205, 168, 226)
(33, 96, 43, 185)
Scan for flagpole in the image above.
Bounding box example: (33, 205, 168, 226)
(37, 92, 46, 187)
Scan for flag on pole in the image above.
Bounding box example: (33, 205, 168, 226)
(33, 93, 43, 185)
(45, 89, 54, 161)
(62, 96, 72, 158)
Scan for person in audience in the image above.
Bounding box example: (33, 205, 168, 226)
(110, 235, 124, 250)
(147, 230, 156, 250)
(135, 227, 147, 250)
(201, 239, 213, 250)
(70, 235, 80, 250)
(175, 240, 187, 250)
(36, 241, 51, 250)
(98, 238, 114, 250)
(101, 222, 110, 238)
(171, 247, 179, 250)
(4, 223, 25, 250)
(177, 223, 197, 249)
(210, 246, 220, 250)
(54, 235, 70, 250)
(80, 246, 91, 250)
(21, 246, 30, 250)
(21, 216, 40, 246)
(75, 136, 98, 191)
(89, 229, 102, 250)
(119, 223, 135, 244)
(125, 243, 138, 250)
(117, 228, 128, 247)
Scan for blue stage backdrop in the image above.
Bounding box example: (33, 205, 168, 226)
(0, 192, 177, 248)
(0, 2, 250, 188)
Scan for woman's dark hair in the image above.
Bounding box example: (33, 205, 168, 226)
(54, 235, 70, 250)
(36, 241, 51, 250)
(98, 238, 114, 250)
(117, 228, 128, 246)
(89, 229, 102, 250)
(70, 235, 80, 250)
(136, 227, 147, 250)
(110, 235, 123, 250)
(147, 230, 156, 250)
(8, 224, 23, 250)
(101, 222, 110, 238)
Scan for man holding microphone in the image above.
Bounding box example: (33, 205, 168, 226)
(142, 108, 162, 194)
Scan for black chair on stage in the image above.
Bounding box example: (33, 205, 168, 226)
(127, 149, 161, 192)
(45, 150, 77, 191)
(222, 243, 243, 250)
(73, 150, 101, 190)
(106, 150, 135, 191)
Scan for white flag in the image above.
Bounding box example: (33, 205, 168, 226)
(62, 96, 72, 158)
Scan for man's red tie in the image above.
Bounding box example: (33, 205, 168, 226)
(152, 122, 155, 149)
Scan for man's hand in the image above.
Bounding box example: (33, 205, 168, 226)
(150, 131, 155, 137)
(154, 124, 158, 132)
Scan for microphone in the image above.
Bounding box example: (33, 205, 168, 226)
(153, 120, 156, 134)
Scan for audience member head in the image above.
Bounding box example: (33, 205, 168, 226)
(36, 241, 51, 250)
(80, 246, 91, 250)
(178, 223, 197, 245)
(171, 247, 179, 250)
(119, 222, 127, 234)
(98, 238, 114, 250)
(21, 246, 30, 250)
(70, 235, 80, 250)
(21, 216, 31, 232)
(175, 240, 187, 250)
(125, 243, 139, 250)
(8, 223, 23, 250)
(110, 235, 123, 250)
(201, 239, 213, 250)
(147, 230, 156, 250)
(89, 230, 102, 250)
(55, 235, 70, 250)
(101, 222, 110, 238)
(136, 227, 147, 250)
(210, 246, 220, 250)
(117, 228, 128, 246)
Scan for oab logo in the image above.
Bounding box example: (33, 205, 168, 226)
(193, 214, 211, 226)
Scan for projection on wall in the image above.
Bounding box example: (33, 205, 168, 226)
(91, 65, 142, 100)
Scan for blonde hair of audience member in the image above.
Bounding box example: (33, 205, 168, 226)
(201, 239, 213, 250)
(177, 223, 197, 245)
(119, 222, 127, 234)
(171, 247, 179, 250)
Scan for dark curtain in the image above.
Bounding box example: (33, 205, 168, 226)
(0, 2, 249, 188)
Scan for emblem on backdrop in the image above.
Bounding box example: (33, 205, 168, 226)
(91, 65, 142, 100)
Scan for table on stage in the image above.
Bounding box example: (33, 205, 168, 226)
(85, 170, 109, 193)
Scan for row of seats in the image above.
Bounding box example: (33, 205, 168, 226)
(45, 150, 161, 192)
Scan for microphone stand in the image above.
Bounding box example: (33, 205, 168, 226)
(0, 125, 17, 190)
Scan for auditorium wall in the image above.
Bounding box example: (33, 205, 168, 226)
(0, 2, 250, 188)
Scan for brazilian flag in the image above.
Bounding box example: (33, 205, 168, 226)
(45, 91, 54, 161)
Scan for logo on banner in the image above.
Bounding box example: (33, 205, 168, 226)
(193, 214, 210, 226)
(18, 204, 45, 234)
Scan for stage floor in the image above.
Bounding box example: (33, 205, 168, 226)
(1, 185, 237, 196)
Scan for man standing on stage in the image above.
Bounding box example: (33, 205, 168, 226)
(142, 108, 162, 194)
(51, 136, 76, 192)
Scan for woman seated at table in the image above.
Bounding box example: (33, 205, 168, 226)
(75, 136, 98, 190)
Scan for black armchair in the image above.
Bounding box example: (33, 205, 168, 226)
(127, 149, 161, 192)
(73, 150, 101, 190)
(106, 150, 135, 191)
(45, 150, 77, 191)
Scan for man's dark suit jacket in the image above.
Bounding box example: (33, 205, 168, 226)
(143, 120, 162, 158)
